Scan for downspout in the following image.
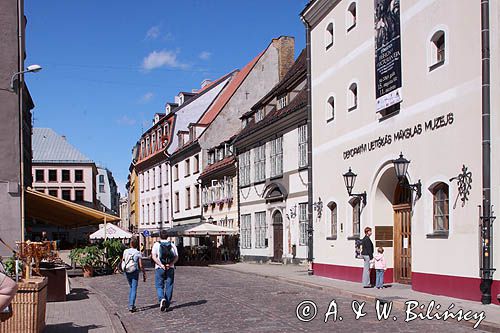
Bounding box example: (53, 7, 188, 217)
(301, 15, 314, 275)
(17, 0, 25, 243)
(480, 0, 495, 305)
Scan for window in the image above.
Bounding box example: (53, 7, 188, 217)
(194, 185, 200, 207)
(152, 202, 156, 224)
(432, 183, 449, 234)
(164, 164, 169, 185)
(298, 125, 308, 168)
(278, 95, 288, 109)
(174, 164, 179, 181)
(254, 145, 266, 182)
(225, 144, 233, 157)
(140, 173, 144, 192)
(326, 96, 335, 122)
(75, 170, 83, 182)
(239, 151, 251, 186)
(146, 137, 150, 155)
(185, 159, 191, 177)
(175, 192, 180, 212)
(217, 148, 224, 161)
(165, 199, 169, 223)
(241, 214, 252, 249)
(255, 212, 267, 248)
(35, 170, 44, 182)
(159, 201, 162, 224)
(348, 83, 358, 111)
(141, 205, 145, 225)
(430, 30, 445, 70)
(49, 170, 57, 182)
(208, 151, 215, 165)
(152, 134, 156, 153)
(141, 141, 145, 159)
(270, 137, 283, 177)
(75, 190, 84, 202)
(98, 174, 104, 183)
(151, 169, 156, 189)
(48, 189, 58, 197)
(62, 170, 70, 182)
(99, 184, 105, 193)
(255, 109, 265, 122)
(351, 198, 361, 237)
(193, 155, 200, 173)
(146, 204, 150, 224)
(158, 129, 163, 149)
(158, 166, 162, 187)
(347, 2, 356, 31)
(299, 203, 308, 245)
(325, 22, 334, 49)
(145, 171, 150, 191)
(328, 202, 338, 239)
(185, 187, 191, 210)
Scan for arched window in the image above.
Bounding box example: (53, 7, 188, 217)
(432, 183, 449, 233)
(347, 2, 357, 31)
(348, 83, 358, 111)
(328, 202, 337, 239)
(350, 197, 361, 237)
(326, 96, 335, 122)
(430, 30, 445, 70)
(325, 22, 334, 49)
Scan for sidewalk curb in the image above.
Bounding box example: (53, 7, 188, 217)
(84, 281, 128, 333)
(210, 265, 500, 333)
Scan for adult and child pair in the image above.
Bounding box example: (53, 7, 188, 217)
(360, 227, 387, 289)
(122, 230, 178, 312)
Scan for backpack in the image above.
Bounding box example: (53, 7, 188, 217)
(354, 239, 363, 259)
(121, 251, 137, 273)
(158, 241, 175, 265)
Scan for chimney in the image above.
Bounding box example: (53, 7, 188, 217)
(61, 135, 66, 140)
(272, 36, 295, 80)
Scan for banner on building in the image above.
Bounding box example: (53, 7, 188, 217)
(374, 0, 402, 112)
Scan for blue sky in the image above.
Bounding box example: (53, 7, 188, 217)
(25, 0, 308, 195)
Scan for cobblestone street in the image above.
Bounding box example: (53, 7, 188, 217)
(87, 266, 489, 333)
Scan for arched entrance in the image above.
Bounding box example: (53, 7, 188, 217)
(393, 179, 412, 284)
(272, 210, 283, 262)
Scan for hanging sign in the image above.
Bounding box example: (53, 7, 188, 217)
(375, 0, 402, 112)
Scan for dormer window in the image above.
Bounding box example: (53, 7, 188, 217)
(278, 94, 288, 109)
(178, 133, 184, 147)
(146, 137, 150, 156)
(141, 140, 145, 158)
(347, 2, 356, 32)
(325, 22, 334, 49)
(255, 109, 265, 122)
(152, 134, 156, 153)
(225, 144, 233, 157)
(157, 129, 162, 149)
(189, 127, 195, 142)
(208, 151, 215, 165)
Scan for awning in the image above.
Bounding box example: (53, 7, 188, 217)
(90, 223, 132, 240)
(25, 188, 120, 228)
(165, 222, 237, 237)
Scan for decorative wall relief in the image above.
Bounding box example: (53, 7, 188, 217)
(450, 165, 472, 209)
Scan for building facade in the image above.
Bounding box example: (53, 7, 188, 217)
(234, 50, 308, 263)
(119, 196, 130, 231)
(0, 0, 35, 254)
(96, 166, 120, 214)
(302, 0, 500, 303)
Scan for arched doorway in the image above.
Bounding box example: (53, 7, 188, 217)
(393, 178, 412, 284)
(272, 210, 283, 262)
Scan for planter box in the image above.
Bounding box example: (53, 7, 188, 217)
(0, 277, 48, 333)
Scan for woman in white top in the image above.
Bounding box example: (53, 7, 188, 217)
(122, 238, 145, 312)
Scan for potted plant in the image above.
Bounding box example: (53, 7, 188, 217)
(69, 246, 103, 277)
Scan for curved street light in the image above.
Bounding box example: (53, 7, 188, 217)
(10, 64, 42, 90)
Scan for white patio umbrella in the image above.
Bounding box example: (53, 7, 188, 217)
(183, 223, 237, 236)
(89, 223, 132, 240)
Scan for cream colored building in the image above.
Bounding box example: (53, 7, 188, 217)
(302, 0, 500, 303)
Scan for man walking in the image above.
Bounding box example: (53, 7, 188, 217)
(152, 230, 178, 312)
(361, 227, 374, 288)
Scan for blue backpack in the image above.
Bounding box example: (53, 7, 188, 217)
(158, 241, 175, 265)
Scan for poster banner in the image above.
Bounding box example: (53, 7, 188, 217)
(374, 0, 402, 112)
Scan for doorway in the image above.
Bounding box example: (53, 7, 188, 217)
(393, 180, 412, 284)
(272, 211, 283, 262)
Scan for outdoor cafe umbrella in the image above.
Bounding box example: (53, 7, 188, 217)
(183, 223, 237, 237)
(89, 223, 132, 240)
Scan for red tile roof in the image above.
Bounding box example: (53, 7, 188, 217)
(199, 156, 236, 179)
(198, 50, 265, 125)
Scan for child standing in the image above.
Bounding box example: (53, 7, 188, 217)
(373, 247, 387, 289)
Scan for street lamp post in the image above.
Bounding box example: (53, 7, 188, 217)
(392, 153, 422, 199)
(10, 64, 42, 91)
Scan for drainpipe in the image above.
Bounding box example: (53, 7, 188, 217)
(480, 0, 495, 305)
(17, 0, 25, 243)
(301, 15, 314, 275)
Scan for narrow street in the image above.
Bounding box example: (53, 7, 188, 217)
(86, 266, 488, 333)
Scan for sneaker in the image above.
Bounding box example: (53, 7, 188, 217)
(160, 299, 167, 312)
(129, 306, 137, 313)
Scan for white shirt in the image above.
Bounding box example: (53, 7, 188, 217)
(151, 241, 178, 269)
(122, 248, 141, 271)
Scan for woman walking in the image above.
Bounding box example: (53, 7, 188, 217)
(122, 238, 146, 312)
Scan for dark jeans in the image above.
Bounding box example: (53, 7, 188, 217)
(155, 268, 175, 307)
(125, 271, 139, 309)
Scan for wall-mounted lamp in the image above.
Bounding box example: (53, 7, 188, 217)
(10, 64, 42, 91)
(343, 168, 366, 205)
(208, 216, 214, 224)
(392, 153, 422, 199)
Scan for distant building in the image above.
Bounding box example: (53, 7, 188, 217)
(0, 0, 36, 255)
(96, 166, 120, 214)
(119, 196, 130, 231)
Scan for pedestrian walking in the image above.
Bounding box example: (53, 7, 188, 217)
(361, 227, 374, 288)
(374, 247, 387, 289)
(151, 230, 178, 312)
(121, 238, 145, 312)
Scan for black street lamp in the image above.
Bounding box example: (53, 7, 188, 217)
(392, 153, 422, 199)
(343, 168, 366, 205)
(208, 216, 214, 224)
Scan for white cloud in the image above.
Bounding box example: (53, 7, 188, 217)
(116, 115, 136, 126)
(140, 92, 154, 103)
(199, 51, 212, 60)
(145, 25, 160, 40)
(141, 50, 188, 71)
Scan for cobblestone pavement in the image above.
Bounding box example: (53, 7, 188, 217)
(87, 266, 489, 333)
